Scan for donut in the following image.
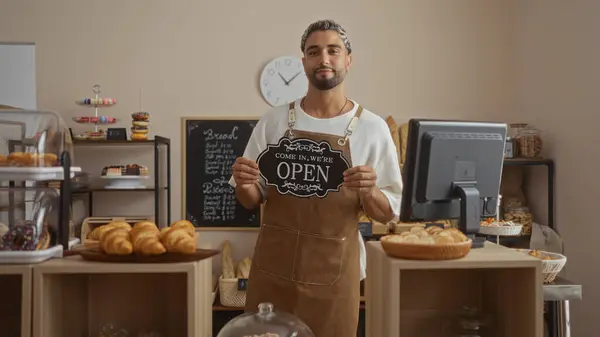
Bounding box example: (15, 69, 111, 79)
(132, 120, 149, 127)
(0, 220, 38, 251)
(130, 133, 148, 141)
(131, 126, 149, 134)
(131, 112, 150, 121)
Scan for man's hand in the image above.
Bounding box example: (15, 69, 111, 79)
(343, 165, 377, 198)
(232, 157, 260, 187)
(344, 165, 394, 223)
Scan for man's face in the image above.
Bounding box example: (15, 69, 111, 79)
(302, 30, 352, 91)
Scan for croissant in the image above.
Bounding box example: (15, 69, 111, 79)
(88, 221, 131, 241)
(100, 227, 133, 255)
(130, 222, 166, 255)
(161, 227, 196, 254)
(169, 220, 195, 236)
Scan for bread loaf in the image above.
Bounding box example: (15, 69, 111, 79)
(221, 240, 236, 279)
(236, 257, 252, 279)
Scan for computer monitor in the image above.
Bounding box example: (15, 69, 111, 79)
(399, 119, 507, 249)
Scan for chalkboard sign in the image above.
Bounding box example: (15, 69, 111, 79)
(182, 117, 260, 230)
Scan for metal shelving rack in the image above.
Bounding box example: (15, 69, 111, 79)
(71, 136, 171, 226)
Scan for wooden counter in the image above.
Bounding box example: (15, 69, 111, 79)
(32, 256, 213, 337)
(365, 241, 543, 337)
(0, 264, 32, 337)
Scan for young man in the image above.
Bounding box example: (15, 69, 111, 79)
(229, 19, 403, 337)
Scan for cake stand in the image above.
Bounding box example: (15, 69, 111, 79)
(100, 176, 149, 189)
(73, 84, 118, 137)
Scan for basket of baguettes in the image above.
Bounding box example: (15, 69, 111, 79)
(218, 240, 252, 307)
(73, 219, 219, 263)
(380, 225, 472, 260)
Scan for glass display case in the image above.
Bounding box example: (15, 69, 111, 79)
(0, 109, 80, 180)
(0, 186, 64, 263)
(217, 303, 315, 337)
(0, 109, 78, 259)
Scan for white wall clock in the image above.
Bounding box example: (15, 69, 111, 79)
(259, 56, 308, 107)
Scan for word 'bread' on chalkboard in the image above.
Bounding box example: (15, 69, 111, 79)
(183, 118, 260, 229)
(257, 137, 350, 198)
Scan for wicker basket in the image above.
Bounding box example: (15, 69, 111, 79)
(479, 224, 523, 236)
(380, 236, 472, 260)
(218, 275, 247, 308)
(514, 249, 567, 283)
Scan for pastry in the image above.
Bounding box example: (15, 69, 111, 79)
(100, 227, 133, 255)
(160, 226, 196, 254)
(0, 222, 8, 237)
(132, 120, 149, 127)
(131, 125, 149, 134)
(130, 221, 166, 255)
(101, 164, 149, 177)
(132, 112, 150, 121)
(383, 226, 469, 245)
(0, 220, 38, 251)
(130, 133, 148, 141)
(87, 221, 131, 241)
(169, 220, 195, 236)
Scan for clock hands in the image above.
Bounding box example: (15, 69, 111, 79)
(287, 72, 301, 84)
(278, 72, 290, 86)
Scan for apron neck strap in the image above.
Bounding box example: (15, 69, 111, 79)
(287, 100, 363, 146)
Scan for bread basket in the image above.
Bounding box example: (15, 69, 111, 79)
(218, 275, 247, 308)
(514, 249, 567, 283)
(380, 235, 472, 260)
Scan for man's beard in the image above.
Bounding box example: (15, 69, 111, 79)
(308, 67, 346, 90)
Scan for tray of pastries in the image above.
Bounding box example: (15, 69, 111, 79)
(72, 219, 219, 263)
(380, 225, 472, 260)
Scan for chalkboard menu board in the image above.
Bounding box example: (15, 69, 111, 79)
(183, 118, 260, 229)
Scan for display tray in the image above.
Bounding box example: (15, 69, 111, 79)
(70, 246, 219, 263)
(0, 238, 79, 264)
(380, 236, 472, 260)
(0, 166, 82, 181)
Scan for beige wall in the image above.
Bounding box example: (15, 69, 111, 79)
(8, 0, 597, 334)
(511, 1, 599, 335)
(0, 1, 516, 258)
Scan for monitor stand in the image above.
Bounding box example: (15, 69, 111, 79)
(455, 183, 486, 249)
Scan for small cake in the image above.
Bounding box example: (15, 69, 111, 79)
(101, 164, 149, 177)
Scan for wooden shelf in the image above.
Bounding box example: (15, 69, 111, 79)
(32, 256, 213, 337)
(73, 187, 168, 193)
(0, 265, 32, 337)
(73, 136, 170, 146)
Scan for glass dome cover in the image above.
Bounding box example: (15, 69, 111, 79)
(217, 303, 315, 337)
(0, 109, 74, 167)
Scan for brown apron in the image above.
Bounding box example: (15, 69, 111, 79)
(245, 102, 363, 337)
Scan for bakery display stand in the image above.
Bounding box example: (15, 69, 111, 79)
(32, 255, 213, 337)
(72, 84, 118, 140)
(72, 136, 171, 226)
(0, 109, 81, 337)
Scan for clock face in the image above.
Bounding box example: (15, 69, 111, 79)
(259, 56, 308, 107)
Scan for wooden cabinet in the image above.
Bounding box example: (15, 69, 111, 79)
(32, 256, 212, 337)
(0, 265, 32, 337)
(366, 241, 543, 337)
